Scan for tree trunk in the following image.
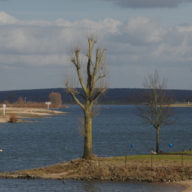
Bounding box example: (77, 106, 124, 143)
(82, 108, 94, 159)
(156, 126, 160, 153)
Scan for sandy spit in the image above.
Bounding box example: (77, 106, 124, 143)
(0, 107, 65, 123)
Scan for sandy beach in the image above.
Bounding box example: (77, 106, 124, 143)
(0, 107, 65, 123)
(178, 180, 192, 192)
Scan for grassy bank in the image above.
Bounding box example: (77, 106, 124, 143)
(0, 153, 192, 183)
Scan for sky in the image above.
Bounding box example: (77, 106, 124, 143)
(0, 0, 192, 91)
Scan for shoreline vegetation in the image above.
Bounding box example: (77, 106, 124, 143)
(0, 107, 65, 123)
(0, 154, 192, 191)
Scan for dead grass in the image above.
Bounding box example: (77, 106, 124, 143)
(1, 154, 192, 182)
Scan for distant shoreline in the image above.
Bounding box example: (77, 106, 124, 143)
(0, 88, 191, 106)
(169, 103, 192, 108)
(0, 107, 65, 123)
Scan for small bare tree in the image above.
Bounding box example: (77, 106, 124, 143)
(49, 92, 62, 108)
(138, 71, 173, 153)
(17, 97, 25, 105)
(65, 38, 107, 159)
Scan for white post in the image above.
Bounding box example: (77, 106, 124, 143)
(2, 104, 6, 116)
(45, 102, 51, 110)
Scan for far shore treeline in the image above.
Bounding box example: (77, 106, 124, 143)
(0, 88, 191, 105)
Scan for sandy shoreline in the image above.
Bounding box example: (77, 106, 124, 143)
(0, 156, 192, 183)
(177, 180, 192, 192)
(0, 157, 191, 192)
(0, 107, 65, 123)
(169, 104, 192, 107)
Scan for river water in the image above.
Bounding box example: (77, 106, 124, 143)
(0, 105, 191, 191)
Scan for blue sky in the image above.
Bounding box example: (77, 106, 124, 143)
(0, 0, 192, 90)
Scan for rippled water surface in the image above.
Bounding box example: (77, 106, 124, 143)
(0, 180, 184, 192)
(0, 105, 191, 191)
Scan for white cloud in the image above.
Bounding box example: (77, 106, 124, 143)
(0, 12, 191, 90)
(116, 17, 165, 45)
(0, 11, 18, 24)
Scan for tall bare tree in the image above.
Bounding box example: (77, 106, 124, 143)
(65, 38, 107, 159)
(138, 71, 173, 153)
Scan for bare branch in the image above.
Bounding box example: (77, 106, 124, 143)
(65, 81, 85, 110)
(72, 48, 87, 94)
(98, 49, 106, 66)
(91, 48, 106, 94)
(92, 88, 107, 102)
(95, 74, 106, 83)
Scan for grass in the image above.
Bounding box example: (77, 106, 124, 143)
(107, 154, 192, 161)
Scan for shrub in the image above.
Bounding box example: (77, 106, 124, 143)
(49, 92, 62, 108)
(9, 114, 18, 123)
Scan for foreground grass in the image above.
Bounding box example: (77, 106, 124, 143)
(109, 153, 192, 162)
(1, 153, 192, 183)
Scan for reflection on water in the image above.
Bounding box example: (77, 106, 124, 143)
(83, 182, 100, 192)
(0, 180, 185, 192)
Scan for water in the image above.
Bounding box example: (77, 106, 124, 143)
(0, 105, 191, 191)
(0, 180, 184, 192)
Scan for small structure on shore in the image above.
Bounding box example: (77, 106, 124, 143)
(2, 104, 6, 116)
(45, 102, 51, 110)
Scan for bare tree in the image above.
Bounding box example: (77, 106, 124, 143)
(49, 92, 62, 108)
(65, 38, 107, 159)
(17, 97, 25, 105)
(138, 71, 173, 153)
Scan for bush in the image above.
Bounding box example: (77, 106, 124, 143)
(49, 92, 62, 108)
(9, 114, 18, 123)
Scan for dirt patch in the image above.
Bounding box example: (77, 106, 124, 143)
(0, 157, 192, 184)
